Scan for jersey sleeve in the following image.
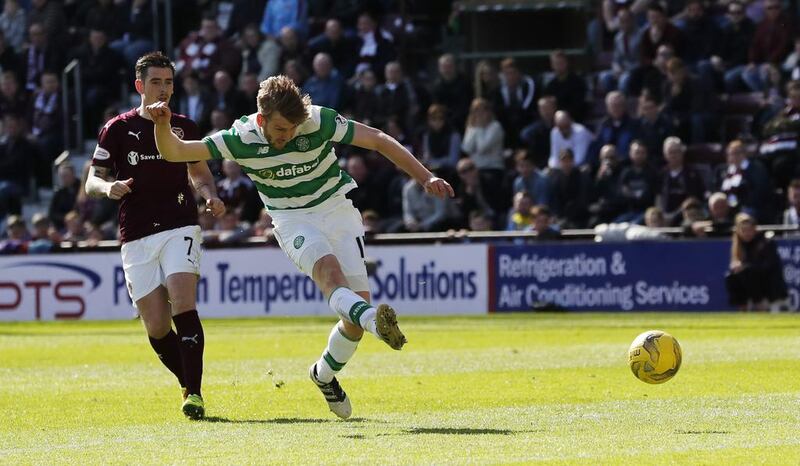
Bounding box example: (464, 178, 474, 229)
(328, 108, 355, 145)
(91, 120, 118, 169)
(202, 129, 235, 161)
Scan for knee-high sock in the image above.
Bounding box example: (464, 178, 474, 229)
(173, 310, 204, 397)
(328, 287, 378, 336)
(148, 330, 185, 387)
(315, 323, 361, 383)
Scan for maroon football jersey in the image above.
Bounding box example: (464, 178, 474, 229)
(91, 109, 200, 243)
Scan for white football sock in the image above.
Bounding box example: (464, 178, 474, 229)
(328, 287, 378, 336)
(315, 323, 360, 383)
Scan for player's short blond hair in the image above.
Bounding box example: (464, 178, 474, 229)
(257, 75, 311, 125)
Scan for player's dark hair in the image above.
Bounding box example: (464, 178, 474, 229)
(257, 75, 310, 125)
(135, 51, 175, 81)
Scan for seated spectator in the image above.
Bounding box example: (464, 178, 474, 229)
(675, 0, 720, 68)
(216, 160, 253, 218)
(468, 210, 494, 232)
(61, 210, 86, 242)
(783, 178, 800, 227)
(679, 197, 706, 233)
(662, 57, 716, 143)
(0, 114, 29, 218)
(454, 158, 503, 228)
(376, 61, 418, 132)
(529, 204, 562, 241)
(758, 80, 800, 190)
(473, 59, 499, 100)
(543, 50, 588, 123)
(259, 0, 308, 40)
(520, 96, 557, 169)
(0, 214, 27, 254)
(345, 153, 387, 215)
(108, 0, 155, 70)
(706, 1, 755, 93)
(549, 110, 593, 169)
(725, 212, 788, 311)
(691, 192, 735, 237)
(175, 15, 241, 84)
(657, 136, 706, 225)
(547, 148, 591, 228)
(591, 91, 641, 165)
(639, 4, 684, 66)
(48, 162, 80, 230)
(636, 91, 674, 163)
(174, 72, 212, 134)
(307, 19, 360, 80)
(238, 72, 260, 116)
(27, 211, 59, 253)
(717, 139, 772, 223)
(432, 53, 473, 129)
(506, 191, 534, 231)
(617, 140, 658, 223)
(589, 145, 625, 225)
(238, 25, 277, 81)
(0, 70, 29, 117)
(492, 57, 535, 148)
(739, 0, 792, 92)
(354, 12, 395, 78)
(30, 71, 62, 168)
(0, 0, 26, 52)
(347, 69, 380, 127)
(70, 29, 125, 135)
(303, 52, 344, 110)
(0, 31, 19, 79)
(402, 175, 448, 232)
(22, 22, 62, 93)
(211, 70, 249, 120)
(599, 7, 640, 94)
(462, 98, 505, 177)
(419, 104, 461, 176)
(511, 149, 549, 205)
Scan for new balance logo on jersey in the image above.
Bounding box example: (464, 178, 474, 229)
(258, 146, 270, 154)
(128, 131, 142, 141)
(182, 334, 199, 344)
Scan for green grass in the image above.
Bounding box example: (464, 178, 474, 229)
(2, 313, 800, 464)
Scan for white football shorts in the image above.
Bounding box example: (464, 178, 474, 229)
(120, 225, 202, 304)
(270, 196, 369, 292)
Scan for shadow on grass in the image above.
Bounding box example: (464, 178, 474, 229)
(202, 416, 373, 424)
(401, 427, 521, 435)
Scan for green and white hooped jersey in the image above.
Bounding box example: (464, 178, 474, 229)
(202, 105, 356, 211)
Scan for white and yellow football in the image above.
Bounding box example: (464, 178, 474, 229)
(628, 330, 682, 384)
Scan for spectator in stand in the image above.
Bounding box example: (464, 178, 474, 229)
(473, 59, 499, 100)
(468, 210, 494, 232)
(0, 214, 28, 254)
(636, 91, 674, 162)
(547, 148, 591, 228)
(543, 50, 587, 123)
(348, 68, 380, 126)
(758, 79, 800, 190)
(48, 162, 80, 230)
(462, 97, 505, 184)
(0, 31, 19, 80)
(23, 22, 61, 92)
(2, 112, 41, 190)
(345, 153, 386, 216)
(740, 0, 793, 92)
(27, 0, 66, 44)
(0, 71, 30, 116)
(678, 197, 706, 232)
(726, 212, 788, 311)
(706, 1, 756, 93)
(30, 70, 62, 166)
(79, 0, 125, 40)
(520, 96, 557, 169)
(529, 204, 561, 241)
(108, 0, 155, 70)
(691, 192, 735, 237)
(70, 29, 125, 135)
(657, 136, 706, 225)
(589, 144, 625, 225)
(549, 110, 593, 169)
(28, 211, 59, 253)
(493, 57, 535, 148)
(276, 26, 304, 69)
(783, 178, 800, 226)
(617, 140, 658, 223)
(175, 15, 241, 84)
(0, 0, 25, 52)
(419, 104, 461, 176)
(639, 3, 684, 65)
(662, 57, 716, 143)
(175, 72, 212, 134)
(238, 72, 259, 115)
(307, 18, 360, 80)
(599, 7, 641, 94)
(402, 172, 448, 232)
(506, 191, 534, 231)
(216, 159, 253, 218)
(303, 52, 344, 110)
(61, 210, 86, 242)
(511, 149, 549, 205)
(591, 91, 641, 165)
(354, 12, 395, 78)
(0, 116, 28, 219)
(259, 0, 308, 40)
(376, 61, 418, 132)
(239, 25, 276, 81)
(432, 53, 473, 130)
(454, 158, 499, 229)
(211, 70, 249, 119)
(718, 139, 773, 222)
(628, 43, 673, 100)
(675, 0, 720, 69)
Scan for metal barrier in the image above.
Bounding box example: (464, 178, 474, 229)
(61, 59, 83, 151)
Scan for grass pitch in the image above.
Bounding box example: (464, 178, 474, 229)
(1, 313, 799, 464)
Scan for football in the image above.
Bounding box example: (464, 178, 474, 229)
(628, 330, 682, 384)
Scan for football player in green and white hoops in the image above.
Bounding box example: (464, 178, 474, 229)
(147, 75, 454, 419)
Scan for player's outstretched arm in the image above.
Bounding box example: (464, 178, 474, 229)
(349, 121, 455, 199)
(187, 161, 226, 217)
(146, 102, 212, 163)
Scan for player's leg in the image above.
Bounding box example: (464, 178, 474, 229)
(162, 226, 205, 419)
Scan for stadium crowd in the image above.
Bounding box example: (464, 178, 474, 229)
(4, 0, 800, 254)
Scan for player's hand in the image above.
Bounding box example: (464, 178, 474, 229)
(146, 101, 172, 125)
(206, 197, 226, 217)
(423, 177, 455, 199)
(106, 178, 133, 200)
